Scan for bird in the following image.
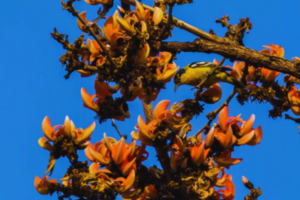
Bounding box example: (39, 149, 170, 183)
(173, 61, 245, 91)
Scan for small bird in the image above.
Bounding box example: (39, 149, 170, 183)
(174, 61, 245, 91)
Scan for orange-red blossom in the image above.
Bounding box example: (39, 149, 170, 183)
(260, 44, 284, 81)
(39, 116, 96, 150)
(85, 134, 148, 176)
(288, 85, 300, 116)
(81, 81, 130, 121)
(34, 176, 58, 195)
(135, 100, 188, 146)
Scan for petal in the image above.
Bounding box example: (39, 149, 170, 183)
(81, 87, 99, 111)
(236, 130, 255, 146)
(89, 162, 100, 174)
(157, 65, 179, 83)
(190, 143, 204, 166)
(153, 7, 163, 25)
(240, 114, 255, 136)
(215, 157, 243, 167)
(42, 116, 54, 141)
(84, 143, 95, 162)
(64, 116, 76, 138)
(116, 15, 136, 36)
(153, 100, 170, 120)
(38, 137, 53, 150)
(133, 43, 150, 65)
(222, 125, 233, 148)
(247, 126, 263, 146)
(205, 127, 215, 148)
(117, 169, 136, 192)
(157, 52, 172, 67)
(135, 0, 145, 21)
(119, 158, 137, 176)
(219, 106, 229, 131)
(77, 122, 96, 144)
(90, 148, 110, 165)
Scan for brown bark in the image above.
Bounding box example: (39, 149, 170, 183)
(161, 39, 300, 78)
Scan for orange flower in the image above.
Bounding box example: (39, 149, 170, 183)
(217, 175, 235, 200)
(103, 14, 124, 45)
(84, 0, 111, 5)
(262, 44, 284, 58)
(136, 100, 171, 145)
(156, 62, 179, 83)
(114, 169, 136, 193)
(40, 116, 95, 145)
(217, 106, 263, 146)
(214, 150, 242, 169)
(200, 83, 222, 104)
(34, 176, 57, 195)
(77, 11, 92, 33)
(133, 43, 150, 65)
(261, 67, 280, 82)
(190, 134, 210, 166)
(86, 135, 147, 175)
(260, 44, 283, 81)
(288, 86, 300, 116)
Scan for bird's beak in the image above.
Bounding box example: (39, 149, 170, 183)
(174, 84, 180, 92)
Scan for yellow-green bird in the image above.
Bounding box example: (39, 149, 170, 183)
(174, 61, 245, 91)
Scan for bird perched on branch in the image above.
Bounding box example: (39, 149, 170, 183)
(174, 61, 245, 91)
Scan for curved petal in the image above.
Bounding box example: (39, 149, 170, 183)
(42, 116, 54, 141)
(135, 0, 145, 21)
(81, 87, 99, 111)
(77, 122, 96, 144)
(133, 43, 150, 65)
(240, 114, 255, 136)
(236, 130, 255, 146)
(153, 7, 163, 25)
(190, 142, 204, 166)
(247, 126, 263, 146)
(219, 106, 229, 131)
(153, 100, 170, 120)
(38, 137, 53, 150)
(205, 127, 215, 148)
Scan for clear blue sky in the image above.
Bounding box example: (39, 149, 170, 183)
(1, 0, 300, 199)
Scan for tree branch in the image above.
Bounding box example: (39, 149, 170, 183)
(160, 40, 300, 78)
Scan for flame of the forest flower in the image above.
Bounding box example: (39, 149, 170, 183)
(214, 150, 243, 169)
(116, 15, 136, 36)
(217, 175, 236, 200)
(40, 116, 95, 146)
(217, 106, 263, 146)
(288, 86, 300, 116)
(153, 7, 163, 25)
(133, 43, 150, 65)
(77, 11, 92, 33)
(205, 127, 215, 148)
(103, 15, 124, 45)
(200, 83, 222, 104)
(84, 0, 111, 5)
(34, 176, 57, 195)
(156, 62, 179, 83)
(115, 169, 136, 193)
(260, 44, 284, 81)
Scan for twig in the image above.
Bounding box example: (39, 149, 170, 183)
(141, 101, 171, 182)
(285, 114, 300, 124)
(93, 6, 109, 23)
(120, 0, 226, 43)
(64, 0, 117, 69)
(194, 61, 249, 137)
(166, 3, 174, 29)
(195, 57, 226, 100)
(111, 119, 127, 140)
(194, 89, 236, 137)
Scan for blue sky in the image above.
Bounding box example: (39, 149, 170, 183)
(1, 0, 300, 199)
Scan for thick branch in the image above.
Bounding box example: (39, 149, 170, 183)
(160, 40, 300, 78)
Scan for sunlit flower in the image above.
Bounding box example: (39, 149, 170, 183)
(288, 86, 300, 116)
(81, 81, 130, 121)
(84, 0, 111, 5)
(260, 44, 283, 81)
(216, 175, 235, 200)
(40, 116, 95, 145)
(156, 62, 179, 83)
(200, 83, 222, 104)
(217, 106, 263, 146)
(214, 150, 242, 169)
(77, 11, 92, 33)
(114, 169, 136, 193)
(34, 176, 57, 195)
(190, 134, 210, 166)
